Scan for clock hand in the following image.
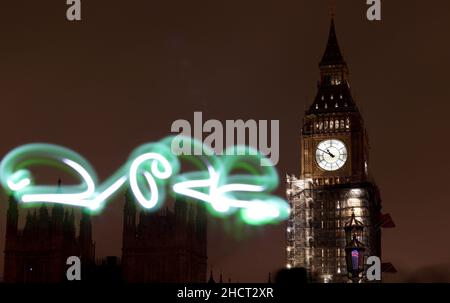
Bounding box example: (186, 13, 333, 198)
(317, 148, 335, 158)
(326, 149, 336, 158)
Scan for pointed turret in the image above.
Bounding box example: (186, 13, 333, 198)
(29, 210, 38, 238)
(208, 270, 215, 284)
(80, 210, 93, 244)
(63, 210, 69, 232)
(62, 208, 75, 239)
(123, 189, 137, 247)
(22, 210, 33, 239)
(124, 189, 136, 227)
(174, 195, 187, 220)
(37, 204, 50, 239)
(69, 208, 76, 238)
(24, 211, 32, 229)
(32, 209, 38, 224)
(79, 209, 95, 266)
(6, 195, 19, 238)
(52, 179, 64, 229)
(39, 204, 49, 225)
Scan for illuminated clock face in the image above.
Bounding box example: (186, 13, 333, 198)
(315, 139, 347, 171)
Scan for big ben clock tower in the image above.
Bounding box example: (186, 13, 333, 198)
(286, 18, 392, 282)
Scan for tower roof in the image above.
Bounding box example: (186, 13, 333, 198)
(208, 270, 215, 283)
(306, 18, 359, 115)
(345, 209, 364, 229)
(320, 18, 345, 66)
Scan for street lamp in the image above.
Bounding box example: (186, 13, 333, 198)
(344, 208, 365, 283)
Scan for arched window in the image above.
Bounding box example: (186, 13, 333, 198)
(329, 120, 334, 130)
(335, 119, 339, 129)
(345, 117, 350, 129)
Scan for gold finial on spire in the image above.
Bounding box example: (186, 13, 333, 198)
(329, 0, 337, 18)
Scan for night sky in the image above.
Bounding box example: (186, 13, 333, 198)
(0, 0, 449, 282)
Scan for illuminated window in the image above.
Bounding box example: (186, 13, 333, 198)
(335, 120, 339, 129)
(345, 117, 350, 129)
(335, 103, 338, 108)
(324, 121, 328, 131)
(340, 119, 345, 129)
(329, 120, 334, 130)
(347, 198, 361, 208)
(319, 121, 323, 131)
(331, 94, 334, 100)
(316, 103, 319, 109)
(351, 250, 359, 270)
(324, 103, 328, 109)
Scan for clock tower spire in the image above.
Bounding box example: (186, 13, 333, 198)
(319, 18, 347, 81)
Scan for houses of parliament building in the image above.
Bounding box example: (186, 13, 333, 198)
(2, 187, 207, 283)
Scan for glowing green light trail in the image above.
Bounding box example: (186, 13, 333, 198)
(0, 136, 290, 225)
